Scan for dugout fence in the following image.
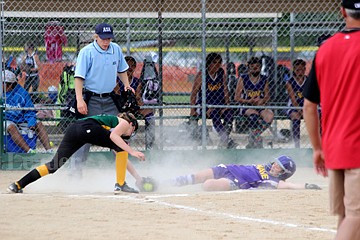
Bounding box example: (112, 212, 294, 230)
(0, 0, 343, 165)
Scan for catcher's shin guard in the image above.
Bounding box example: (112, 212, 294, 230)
(116, 151, 128, 186)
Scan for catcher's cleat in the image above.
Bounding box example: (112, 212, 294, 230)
(7, 182, 23, 194)
(114, 182, 139, 194)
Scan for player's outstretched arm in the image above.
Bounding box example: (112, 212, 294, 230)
(277, 180, 321, 190)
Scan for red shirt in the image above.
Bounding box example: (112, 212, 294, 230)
(303, 30, 360, 169)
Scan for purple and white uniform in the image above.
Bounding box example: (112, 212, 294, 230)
(212, 163, 280, 189)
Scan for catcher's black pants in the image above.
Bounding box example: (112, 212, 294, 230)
(45, 119, 122, 173)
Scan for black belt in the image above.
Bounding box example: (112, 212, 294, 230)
(86, 91, 112, 98)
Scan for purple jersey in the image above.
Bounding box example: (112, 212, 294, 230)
(240, 73, 268, 101)
(287, 76, 306, 108)
(212, 164, 280, 189)
(196, 68, 226, 105)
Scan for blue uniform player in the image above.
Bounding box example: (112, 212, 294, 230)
(285, 59, 307, 148)
(190, 52, 237, 149)
(172, 155, 321, 191)
(235, 57, 274, 149)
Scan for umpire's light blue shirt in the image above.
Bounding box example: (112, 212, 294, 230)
(75, 40, 129, 94)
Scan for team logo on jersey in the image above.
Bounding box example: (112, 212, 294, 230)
(208, 82, 222, 91)
(256, 164, 269, 180)
(247, 90, 261, 98)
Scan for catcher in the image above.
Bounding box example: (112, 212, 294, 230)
(7, 112, 153, 194)
(172, 155, 321, 191)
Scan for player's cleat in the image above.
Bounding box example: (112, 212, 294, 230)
(114, 182, 139, 194)
(7, 182, 23, 194)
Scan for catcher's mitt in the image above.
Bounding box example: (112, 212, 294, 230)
(137, 177, 158, 192)
(121, 90, 140, 113)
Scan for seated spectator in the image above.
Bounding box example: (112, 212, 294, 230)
(116, 56, 156, 150)
(285, 59, 307, 148)
(235, 57, 274, 149)
(2, 70, 53, 153)
(190, 52, 238, 149)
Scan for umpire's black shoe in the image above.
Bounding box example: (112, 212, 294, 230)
(114, 182, 139, 194)
(7, 182, 23, 194)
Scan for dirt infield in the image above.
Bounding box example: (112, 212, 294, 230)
(0, 165, 337, 240)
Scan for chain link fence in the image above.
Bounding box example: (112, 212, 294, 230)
(0, 0, 342, 153)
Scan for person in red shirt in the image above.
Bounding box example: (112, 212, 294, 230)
(44, 21, 68, 62)
(303, 1, 360, 239)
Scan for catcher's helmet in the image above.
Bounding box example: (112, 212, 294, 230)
(266, 155, 296, 180)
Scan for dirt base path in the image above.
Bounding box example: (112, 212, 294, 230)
(0, 167, 336, 240)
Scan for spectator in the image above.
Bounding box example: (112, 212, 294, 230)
(4, 55, 21, 78)
(58, 62, 76, 108)
(285, 59, 307, 148)
(21, 42, 41, 93)
(2, 70, 53, 153)
(44, 21, 68, 63)
(55, 62, 76, 131)
(116, 56, 156, 150)
(234, 57, 274, 149)
(303, 1, 360, 239)
(190, 52, 238, 149)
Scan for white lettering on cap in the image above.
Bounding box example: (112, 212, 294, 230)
(102, 27, 111, 32)
(355, 3, 360, 8)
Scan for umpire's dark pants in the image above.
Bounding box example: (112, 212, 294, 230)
(46, 119, 122, 173)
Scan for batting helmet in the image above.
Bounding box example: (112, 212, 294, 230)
(276, 155, 296, 180)
(265, 155, 296, 180)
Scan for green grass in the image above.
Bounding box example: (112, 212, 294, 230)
(163, 95, 190, 104)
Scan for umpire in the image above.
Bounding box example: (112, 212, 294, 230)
(71, 23, 133, 176)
